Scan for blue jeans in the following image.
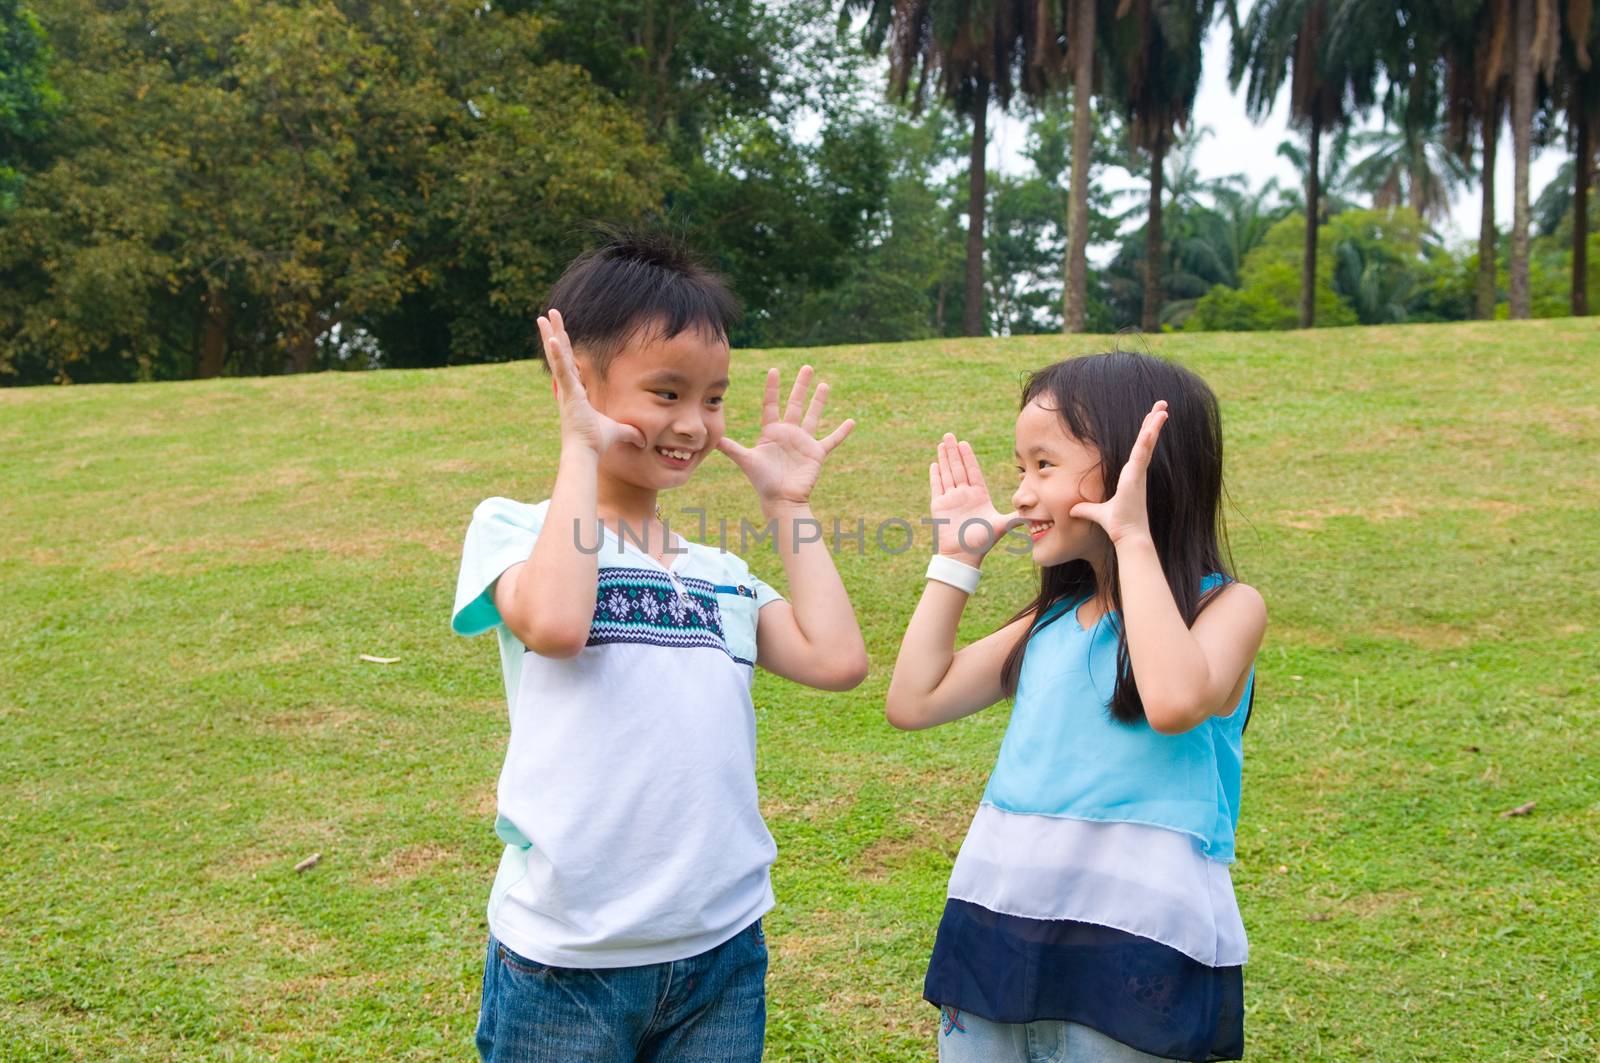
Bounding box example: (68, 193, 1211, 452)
(475, 920, 767, 1062)
(937, 1007, 1169, 1062)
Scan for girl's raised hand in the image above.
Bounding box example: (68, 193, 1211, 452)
(717, 365, 854, 509)
(1070, 400, 1168, 545)
(540, 309, 646, 457)
(928, 434, 1025, 564)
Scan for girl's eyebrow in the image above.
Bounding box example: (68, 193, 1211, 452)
(1013, 444, 1050, 459)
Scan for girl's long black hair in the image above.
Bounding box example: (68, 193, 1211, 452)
(998, 351, 1232, 725)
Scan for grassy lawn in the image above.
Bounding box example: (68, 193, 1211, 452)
(2, 319, 1597, 1060)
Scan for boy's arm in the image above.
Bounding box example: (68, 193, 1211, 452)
(884, 435, 1029, 729)
(496, 310, 645, 658)
(719, 365, 868, 691)
(1071, 401, 1266, 734)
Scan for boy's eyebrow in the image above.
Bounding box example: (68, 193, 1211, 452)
(641, 370, 730, 389)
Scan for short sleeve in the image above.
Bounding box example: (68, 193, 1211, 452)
(451, 498, 547, 636)
(749, 569, 783, 610)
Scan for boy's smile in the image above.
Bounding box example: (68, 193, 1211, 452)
(581, 322, 731, 492)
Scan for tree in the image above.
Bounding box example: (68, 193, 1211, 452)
(1556, 0, 1598, 314)
(1273, 125, 1361, 217)
(1230, 0, 1382, 327)
(0, 0, 56, 212)
(1440, 0, 1513, 319)
(1509, 0, 1561, 318)
(847, 0, 1070, 335)
(1102, 0, 1220, 331)
(1063, 0, 1098, 332)
(0, 0, 668, 384)
(1348, 87, 1475, 223)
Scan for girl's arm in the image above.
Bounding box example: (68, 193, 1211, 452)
(1072, 402, 1267, 735)
(494, 310, 645, 658)
(720, 366, 868, 691)
(885, 435, 1029, 730)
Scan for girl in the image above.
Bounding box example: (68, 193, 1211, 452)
(886, 352, 1267, 1062)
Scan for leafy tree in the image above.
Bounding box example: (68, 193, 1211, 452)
(0, 0, 55, 212)
(0, 0, 667, 384)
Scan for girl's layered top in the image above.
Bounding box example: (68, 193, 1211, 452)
(925, 579, 1252, 1062)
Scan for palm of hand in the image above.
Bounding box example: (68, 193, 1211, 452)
(719, 365, 854, 507)
(739, 422, 826, 504)
(928, 434, 1020, 558)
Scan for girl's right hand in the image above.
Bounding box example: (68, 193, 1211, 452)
(928, 434, 1025, 565)
(539, 308, 646, 457)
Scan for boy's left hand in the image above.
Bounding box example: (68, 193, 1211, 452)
(718, 365, 854, 510)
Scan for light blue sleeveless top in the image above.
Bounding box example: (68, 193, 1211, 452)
(982, 576, 1253, 862)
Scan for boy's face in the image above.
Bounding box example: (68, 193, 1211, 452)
(1011, 399, 1109, 567)
(580, 322, 730, 492)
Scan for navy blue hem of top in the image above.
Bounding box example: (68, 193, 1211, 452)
(923, 899, 1243, 1062)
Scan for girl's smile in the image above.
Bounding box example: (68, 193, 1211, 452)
(1012, 400, 1108, 567)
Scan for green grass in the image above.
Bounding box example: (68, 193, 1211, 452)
(2, 320, 1597, 1060)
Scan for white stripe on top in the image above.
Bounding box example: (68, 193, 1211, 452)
(947, 803, 1248, 968)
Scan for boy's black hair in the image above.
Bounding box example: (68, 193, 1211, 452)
(542, 228, 741, 375)
(998, 350, 1235, 726)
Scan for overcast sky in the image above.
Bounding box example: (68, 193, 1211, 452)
(986, 31, 1567, 250)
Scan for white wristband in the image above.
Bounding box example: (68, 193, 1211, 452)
(926, 555, 982, 595)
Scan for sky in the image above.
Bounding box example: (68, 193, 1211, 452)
(986, 31, 1568, 251)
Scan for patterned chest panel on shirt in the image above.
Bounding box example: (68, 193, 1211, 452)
(586, 567, 746, 664)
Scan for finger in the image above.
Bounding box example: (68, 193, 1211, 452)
(761, 368, 780, 427)
(801, 381, 828, 435)
(819, 417, 854, 455)
(1069, 500, 1106, 525)
(783, 365, 813, 424)
(997, 510, 1028, 532)
(614, 422, 647, 450)
(939, 433, 962, 488)
(930, 461, 943, 499)
(716, 435, 751, 467)
(1125, 406, 1169, 478)
(957, 440, 984, 488)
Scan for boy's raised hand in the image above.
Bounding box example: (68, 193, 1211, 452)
(718, 365, 854, 509)
(1070, 400, 1168, 545)
(539, 309, 645, 456)
(929, 434, 1024, 564)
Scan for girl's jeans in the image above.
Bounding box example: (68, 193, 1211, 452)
(476, 919, 767, 1062)
(937, 1006, 1169, 1063)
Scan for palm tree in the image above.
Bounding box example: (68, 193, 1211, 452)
(1509, 0, 1561, 318)
(1273, 125, 1361, 217)
(848, 0, 1069, 336)
(1229, 0, 1382, 327)
(1557, 0, 1599, 315)
(1103, 0, 1220, 332)
(1348, 88, 1476, 223)
(1440, 0, 1512, 319)
(1063, 0, 1097, 333)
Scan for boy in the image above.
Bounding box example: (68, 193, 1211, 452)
(451, 231, 868, 1062)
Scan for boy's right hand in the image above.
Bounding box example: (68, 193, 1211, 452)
(929, 434, 1024, 565)
(539, 308, 646, 457)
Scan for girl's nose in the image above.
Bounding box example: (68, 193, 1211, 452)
(1011, 481, 1034, 510)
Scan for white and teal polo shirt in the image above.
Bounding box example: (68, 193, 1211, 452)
(452, 497, 783, 968)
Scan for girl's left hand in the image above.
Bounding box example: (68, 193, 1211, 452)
(1070, 400, 1168, 545)
(718, 365, 855, 509)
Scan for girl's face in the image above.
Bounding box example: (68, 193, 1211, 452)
(1011, 399, 1109, 567)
